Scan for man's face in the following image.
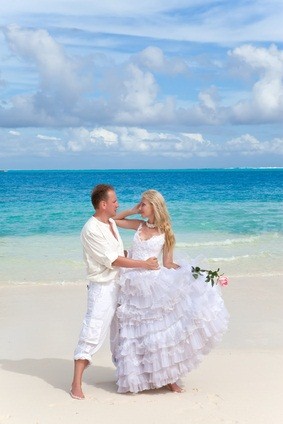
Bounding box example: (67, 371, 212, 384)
(104, 190, 119, 218)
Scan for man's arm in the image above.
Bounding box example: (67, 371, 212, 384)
(112, 256, 159, 270)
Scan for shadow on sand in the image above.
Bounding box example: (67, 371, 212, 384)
(0, 358, 117, 394)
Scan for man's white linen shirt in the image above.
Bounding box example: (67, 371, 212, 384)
(81, 216, 124, 284)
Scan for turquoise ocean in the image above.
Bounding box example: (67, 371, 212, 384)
(1, 168, 282, 285)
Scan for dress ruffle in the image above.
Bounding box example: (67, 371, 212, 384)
(114, 230, 229, 394)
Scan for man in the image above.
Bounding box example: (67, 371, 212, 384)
(70, 184, 158, 399)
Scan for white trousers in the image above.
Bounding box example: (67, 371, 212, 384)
(74, 281, 119, 364)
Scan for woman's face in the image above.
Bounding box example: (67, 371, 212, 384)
(139, 197, 154, 219)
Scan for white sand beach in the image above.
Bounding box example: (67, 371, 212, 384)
(0, 274, 282, 424)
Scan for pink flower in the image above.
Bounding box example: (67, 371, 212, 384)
(217, 275, 229, 286)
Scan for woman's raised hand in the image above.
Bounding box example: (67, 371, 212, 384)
(131, 202, 141, 215)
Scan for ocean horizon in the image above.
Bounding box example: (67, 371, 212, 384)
(1, 168, 282, 285)
(2, 166, 283, 171)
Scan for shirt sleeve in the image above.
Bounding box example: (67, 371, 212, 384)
(81, 228, 119, 269)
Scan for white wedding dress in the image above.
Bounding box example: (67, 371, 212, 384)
(114, 225, 229, 393)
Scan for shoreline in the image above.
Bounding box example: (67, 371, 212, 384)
(0, 275, 282, 423)
(1, 270, 283, 287)
(1, 230, 282, 285)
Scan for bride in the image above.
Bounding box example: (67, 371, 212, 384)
(113, 189, 229, 394)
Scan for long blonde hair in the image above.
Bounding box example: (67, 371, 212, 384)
(142, 189, 175, 251)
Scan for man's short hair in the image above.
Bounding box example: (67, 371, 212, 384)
(91, 184, 114, 209)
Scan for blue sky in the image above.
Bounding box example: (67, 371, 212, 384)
(0, 0, 282, 169)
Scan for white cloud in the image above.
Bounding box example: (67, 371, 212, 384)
(198, 87, 219, 112)
(2, 1, 283, 44)
(120, 64, 158, 110)
(65, 126, 212, 156)
(225, 134, 283, 156)
(229, 44, 283, 123)
(0, 130, 64, 158)
(37, 134, 61, 141)
(1, 24, 283, 131)
(133, 46, 189, 74)
(67, 127, 118, 152)
(65, 127, 283, 160)
(1, 126, 282, 163)
(64, 127, 283, 158)
(3, 24, 91, 109)
(0, 16, 282, 172)
(0, 2, 282, 169)
(90, 128, 118, 145)
(111, 63, 175, 125)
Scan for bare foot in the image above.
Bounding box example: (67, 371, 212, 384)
(166, 383, 184, 393)
(70, 359, 88, 400)
(70, 385, 85, 400)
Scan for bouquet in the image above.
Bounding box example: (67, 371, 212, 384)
(191, 266, 229, 287)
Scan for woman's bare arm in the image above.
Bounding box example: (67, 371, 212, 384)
(113, 204, 143, 230)
(162, 245, 180, 269)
